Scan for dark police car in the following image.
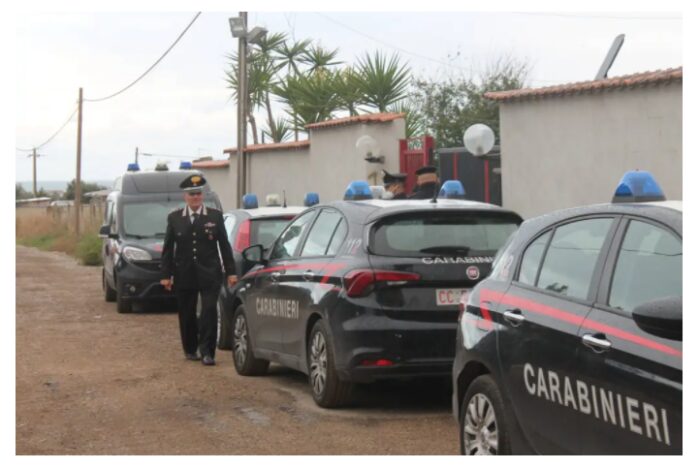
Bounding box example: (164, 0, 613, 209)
(230, 180, 522, 407)
(452, 171, 682, 454)
(216, 193, 314, 350)
(100, 163, 221, 313)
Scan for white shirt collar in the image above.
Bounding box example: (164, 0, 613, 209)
(182, 205, 207, 217)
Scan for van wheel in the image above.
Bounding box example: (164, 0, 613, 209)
(217, 297, 232, 350)
(103, 269, 116, 302)
(307, 320, 353, 408)
(460, 375, 511, 455)
(115, 277, 131, 314)
(232, 306, 268, 375)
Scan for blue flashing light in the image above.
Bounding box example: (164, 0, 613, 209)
(242, 193, 259, 209)
(343, 180, 373, 201)
(179, 161, 192, 170)
(612, 170, 666, 203)
(438, 180, 466, 199)
(304, 192, 320, 207)
(127, 163, 140, 172)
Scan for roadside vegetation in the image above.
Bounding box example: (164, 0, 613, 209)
(16, 207, 104, 266)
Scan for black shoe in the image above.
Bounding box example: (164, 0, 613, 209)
(202, 355, 216, 366)
(185, 352, 200, 361)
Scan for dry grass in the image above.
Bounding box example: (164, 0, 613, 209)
(16, 205, 104, 262)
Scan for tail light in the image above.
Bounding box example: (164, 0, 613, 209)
(343, 269, 421, 297)
(234, 219, 251, 252)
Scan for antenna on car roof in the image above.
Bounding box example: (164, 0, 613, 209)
(283, 190, 287, 208)
(430, 184, 439, 204)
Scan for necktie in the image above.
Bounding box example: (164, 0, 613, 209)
(191, 212, 199, 224)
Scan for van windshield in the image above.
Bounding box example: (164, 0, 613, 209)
(123, 200, 185, 239)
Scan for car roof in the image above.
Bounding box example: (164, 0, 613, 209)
(324, 198, 522, 224)
(225, 206, 306, 219)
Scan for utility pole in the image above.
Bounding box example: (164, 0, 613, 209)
(135, 146, 139, 164)
(75, 87, 83, 236)
(32, 148, 37, 196)
(236, 11, 248, 209)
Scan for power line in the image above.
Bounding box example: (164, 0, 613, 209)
(514, 12, 682, 21)
(16, 106, 78, 152)
(84, 12, 201, 103)
(315, 12, 562, 84)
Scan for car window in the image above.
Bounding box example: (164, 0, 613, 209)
(109, 202, 117, 233)
(269, 211, 316, 260)
(326, 218, 348, 256)
(251, 217, 295, 248)
(518, 230, 551, 286)
(371, 212, 520, 257)
(536, 218, 613, 300)
(122, 200, 183, 239)
(609, 220, 682, 312)
(301, 210, 344, 257)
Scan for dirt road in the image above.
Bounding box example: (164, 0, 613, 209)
(15, 245, 458, 455)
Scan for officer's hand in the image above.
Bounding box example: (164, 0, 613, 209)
(160, 278, 172, 291)
(227, 275, 238, 288)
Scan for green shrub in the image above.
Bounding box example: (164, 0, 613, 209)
(75, 232, 103, 266)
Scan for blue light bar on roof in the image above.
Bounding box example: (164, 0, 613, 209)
(343, 180, 373, 201)
(438, 180, 466, 199)
(179, 161, 192, 170)
(304, 192, 320, 207)
(127, 163, 140, 172)
(242, 193, 259, 209)
(612, 170, 666, 203)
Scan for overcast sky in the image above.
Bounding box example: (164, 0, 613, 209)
(14, 8, 683, 184)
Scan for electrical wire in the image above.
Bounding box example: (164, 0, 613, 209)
(84, 12, 201, 103)
(16, 106, 78, 152)
(514, 12, 682, 21)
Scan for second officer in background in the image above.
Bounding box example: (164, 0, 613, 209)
(160, 174, 237, 366)
(382, 169, 408, 200)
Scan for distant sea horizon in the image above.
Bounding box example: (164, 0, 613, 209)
(17, 180, 115, 192)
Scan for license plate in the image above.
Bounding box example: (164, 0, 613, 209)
(436, 289, 471, 306)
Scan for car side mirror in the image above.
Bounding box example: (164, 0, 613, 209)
(632, 296, 682, 341)
(243, 244, 266, 265)
(99, 225, 116, 239)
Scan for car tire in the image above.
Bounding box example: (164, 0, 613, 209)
(115, 277, 131, 314)
(307, 320, 353, 408)
(103, 269, 116, 302)
(217, 297, 232, 350)
(231, 306, 269, 376)
(460, 375, 511, 455)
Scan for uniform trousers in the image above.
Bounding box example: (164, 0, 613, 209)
(175, 284, 220, 358)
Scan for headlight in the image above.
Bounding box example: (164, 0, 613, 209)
(122, 246, 152, 261)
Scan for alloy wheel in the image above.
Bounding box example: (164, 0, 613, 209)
(463, 393, 499, 455)
(309, 331, 328, 396)
(233, 314, 248, 368)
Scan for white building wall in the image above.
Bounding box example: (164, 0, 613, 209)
(499, 84, 682, 218)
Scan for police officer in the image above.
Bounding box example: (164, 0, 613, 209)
(409, 165, 440, 199)
(382, 169, 408, 200)
(160, 174, 237, 366)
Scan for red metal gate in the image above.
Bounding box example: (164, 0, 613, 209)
(399, 136, 434, 194)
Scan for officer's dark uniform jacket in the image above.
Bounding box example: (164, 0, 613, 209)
(161, 205, 235, 289)
(409, 182, 439, 200)
(392, 192, 408, 200)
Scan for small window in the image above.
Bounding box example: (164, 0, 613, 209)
(269, 211, 316, 260)
(326, 219, 348, 256)
(301, 210, 343, 257)
(609, 220, 681, 313)
(518, 230, 551, 286)
(536, 218, 613, 300)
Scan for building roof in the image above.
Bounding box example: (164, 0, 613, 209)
(220, 140, 311, 159)
(305, 112, 405, 130)
(192, 159, 230, 169)
(484, 67, 682, 103)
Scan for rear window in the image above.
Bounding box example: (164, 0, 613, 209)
(250, 217, 294, 248)
(370, 212, 521, 257)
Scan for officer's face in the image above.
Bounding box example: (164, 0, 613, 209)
(184, 190, 203, 210)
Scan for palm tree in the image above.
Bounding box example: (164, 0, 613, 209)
(275, 71, 341, 131)
(274, 38, 312, 140)
(334, 68, 364, 116)
(356, 51, 412, 112)
(300, 45, 343, 74)
(388, 99, 423, 138)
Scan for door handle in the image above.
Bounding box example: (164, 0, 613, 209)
(503, 309, 525, 327)
(270, 271, 283, 282)
(582, 333, 612, 353)
(302, 269, 315, 281)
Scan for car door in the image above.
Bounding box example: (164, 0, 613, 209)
(245, 210, 318, 356)
(576, 217, 682, 454)
(494, 216, 617, 454)
(103, 200, 118, 287)
(279, 208, 347, 361)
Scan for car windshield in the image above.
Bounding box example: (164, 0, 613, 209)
(122, 200, 185, 238)
(251, 217, 294, 248)
(371, 212, 520, 257)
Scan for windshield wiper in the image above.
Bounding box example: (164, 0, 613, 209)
(154, 232, 167, 238)
(419, 246, 471, 254)
(125, 233, 146, 239)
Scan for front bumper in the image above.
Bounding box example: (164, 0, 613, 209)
(115, 259, 175, 301)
